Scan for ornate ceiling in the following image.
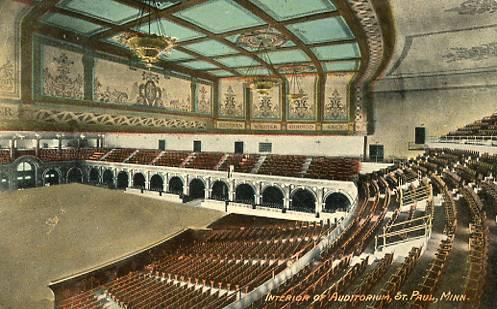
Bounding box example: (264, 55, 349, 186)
(32, 0, 369, 80)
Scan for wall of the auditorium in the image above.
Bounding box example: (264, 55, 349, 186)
(104, 133, 365, 157)
(369, 86, 497, 159)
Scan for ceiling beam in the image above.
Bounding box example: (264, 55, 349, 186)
(49, 6, 116, 29)
(91, 0, 207, 41)
(234, 0, 324, 78)
(34, 23, 218, 82)
(93, 0, 282, 79)
(173, 46, 241, 77)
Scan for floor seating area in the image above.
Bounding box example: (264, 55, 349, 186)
(54, 217, 335, 309)
(153, 151, 190, 167)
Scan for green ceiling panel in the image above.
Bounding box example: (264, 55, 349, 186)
(183, 40, 238, 57)
(58, 0, 140, 25)
(161, 49, 196, 62)
(180, 60, 220, 70)
(249, 0, 336, 21)
(173, 0, 265, 34)
(136, 18, 205, 42)
(41, 12, 107, 35)
(207, 70, 235, 77)
(262, 49, 309, 64)
(311, 42, 361, 61)
(215, 55, 256, 67)
(287, 16, 354, 44)
(323, 60, 360, 72)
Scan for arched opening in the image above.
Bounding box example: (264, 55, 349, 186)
(290, 189, 316, 213)
(67, 168, 83, 183)
(189, 178, 205, 200)
(102, 170, 114, 188)
(211, 180, 229, 201)
(150, 174, 163, 192)
(16, 161, 36, 189)
(324, 192, 351, 213)
(0, 173, 10, 191)
(89, 168, 99, 184)
(133, 173, 145, 189)
(168, 176, 183, 195)
(44, 169, 59, 186)
(117, 171, 129, 190)
(262, 186, 284, 209)
(235, 184, 255, 204)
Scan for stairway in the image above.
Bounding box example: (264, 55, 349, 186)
(215, 153, 230, 170)
(251, 155, 266, 174)
(180, 152, 196, 168)
(299, 157, 313, 177)
(99, 149, 115, 161)
(123, 149, 139, 163)
(151, 151, 165, 165)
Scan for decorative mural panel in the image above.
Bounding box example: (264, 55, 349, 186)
(324, 73, 354, 121)
(95, 58, 193, 112)
(0, 1, 28, 99)
(196, 83, 212, 114)
(218, 78, 245, 118)
(42, 46, 84, 99)
(251, 85, 281, 120)
(287, 74, 317, 121)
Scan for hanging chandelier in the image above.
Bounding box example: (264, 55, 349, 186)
(278, 64, 315, 101)
(121, 0, 177, 66)
(237, 27, 287, 95)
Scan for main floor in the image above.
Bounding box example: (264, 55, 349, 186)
(0, 184, 224, 309)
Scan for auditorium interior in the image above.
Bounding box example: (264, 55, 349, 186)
(0, 0, 496, 308)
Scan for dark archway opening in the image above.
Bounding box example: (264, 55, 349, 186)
(211, 181, 229, 201)
(235, 184, 255, 204)
(102, 170, 114, 188)
(290, 189, 316, 213)
(44, 169, 59, 186)
(188, 178, 205, 200)
(89, 168, 99, 185)
(262, 186, 284, 209)
(168, 177, 183, 195)
(16, 161, 36, 189)
(324, 193, 351, 213)
(0, 173, 9, 191)
(117, 172, 129, 190)
(67, 168, 83, 183)
(133, 173, 145, 189)
(150, 174, 163, 192)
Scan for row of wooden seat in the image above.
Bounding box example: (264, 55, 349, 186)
(183, 152, 224, 170)
(101, 148, 136, 163)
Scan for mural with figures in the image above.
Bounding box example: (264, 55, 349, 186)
(0, 0, 27, 99)
(287, 74, 316, 121)
(42, 46, 84, 99)
(196, 83, 212, 114)
(324, 73, 354, 121)
(95, 58, 192, 112)
(218, 78, 245, 119)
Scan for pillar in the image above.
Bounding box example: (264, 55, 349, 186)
(283, 187, 290, 209)
(35, 138, 40, 157)
(9, 139, 14, 160)
(128, 171, 133, 188)
(145, 171, 150, 190)
(183, 175, 189, 196)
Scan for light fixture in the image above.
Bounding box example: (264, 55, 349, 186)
(121, 0, 177, 66)
(237, 27, 287, 95)
(278, 64, 315, 101)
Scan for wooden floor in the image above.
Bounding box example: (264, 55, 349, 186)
(0, 184, 224, 309)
